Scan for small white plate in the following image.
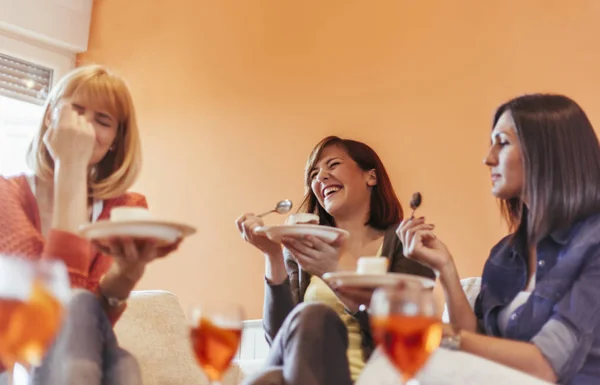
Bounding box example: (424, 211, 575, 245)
(79, 220, 196, 249)
(322, 271, 435, 289)
(255, 224, 349, 244)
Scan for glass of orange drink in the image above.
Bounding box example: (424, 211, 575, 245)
(370, 283, 442, 385)
(188, 303, 244, 385)
(0, 256, 70, 385)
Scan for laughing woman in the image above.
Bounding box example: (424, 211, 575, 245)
(236, 136, 434, 385)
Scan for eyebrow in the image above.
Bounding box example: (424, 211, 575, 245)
(71, 103, 114, 122)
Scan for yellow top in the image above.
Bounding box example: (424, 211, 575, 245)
(303, 243, 384, 380)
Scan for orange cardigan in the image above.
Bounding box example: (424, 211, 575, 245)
(0, 174, 148, 324)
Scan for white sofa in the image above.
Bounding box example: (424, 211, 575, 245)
(441, 277, 481, 323)
(117, 279, 482, 384)
(115, 290, 267, 385)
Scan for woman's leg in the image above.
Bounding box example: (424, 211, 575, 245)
(103, 347, 142, 385)
(243, 303, 352, 385)
(32, 289, 141, 385)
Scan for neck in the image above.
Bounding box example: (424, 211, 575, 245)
(334, 208, 382, 247)
(35, 175, 54, 199)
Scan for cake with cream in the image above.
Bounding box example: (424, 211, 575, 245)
(110, 207, 152, 222)
(286, 213, 319, 225)
(356, 257, 388, 275)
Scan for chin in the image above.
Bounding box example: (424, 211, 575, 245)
(323, 201, 342, 218)
(91, 150, 111, 165)
(491, 188, 519, 201)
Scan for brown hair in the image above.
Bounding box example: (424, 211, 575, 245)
(299, 136, 403, 230)
(493, 94, 600, 243)
(27, 65, 142, 200)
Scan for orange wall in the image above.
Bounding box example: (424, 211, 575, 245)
(80, 0, 600, 318)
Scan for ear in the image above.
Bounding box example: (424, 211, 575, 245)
(366, 169, 377, 187)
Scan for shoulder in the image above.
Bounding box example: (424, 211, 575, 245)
(562, 213, 600, 257)
(489, 234, 513, 255)
(0, 174, 33, 204)
(381, 224, 400, 254)
(570, 212, 600, 243)
(104, 191, 148, 209)
(0, 174, 29, 192)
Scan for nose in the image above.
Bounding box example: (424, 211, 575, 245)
(315, 169, 329, 183)
(483, 146, 497, 167)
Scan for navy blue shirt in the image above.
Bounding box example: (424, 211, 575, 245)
(475, 213, 600, 385)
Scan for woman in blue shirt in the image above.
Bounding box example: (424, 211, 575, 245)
(399, 93, 600, 384)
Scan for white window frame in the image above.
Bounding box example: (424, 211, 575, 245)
(0, 32, 75, 176)
(0, 31, 75, 89)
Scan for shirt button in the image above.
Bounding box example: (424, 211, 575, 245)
(538, 260, 545, 267)
(510, 314, 517, 321)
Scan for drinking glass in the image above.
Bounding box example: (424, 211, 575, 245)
(370, 283, 442, 385)
(0, 255, 70, 385)
(188, 303, 244, 385)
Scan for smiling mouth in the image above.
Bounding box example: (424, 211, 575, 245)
(323, 186, 342, 199)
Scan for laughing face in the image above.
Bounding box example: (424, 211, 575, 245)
(309, 144, 377, 219)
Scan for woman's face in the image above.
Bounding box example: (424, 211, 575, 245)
(484, 110, 525, 200)
(309, 145, 376, 218)
(48, 93, 120, 166)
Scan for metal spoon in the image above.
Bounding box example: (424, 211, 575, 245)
(257, 199, 293, 218)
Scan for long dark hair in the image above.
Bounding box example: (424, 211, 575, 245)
(299, 136, 402, 230)
(494, 94, 600, 243)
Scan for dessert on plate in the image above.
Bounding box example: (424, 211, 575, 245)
(356, 257, 389, 275)
(110, 207, 152, 221)
(285, 213, 319, 225)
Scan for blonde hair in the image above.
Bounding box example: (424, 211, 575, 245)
(27, 65, 142, 200)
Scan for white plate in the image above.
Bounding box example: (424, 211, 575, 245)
(322, 271, 435, 289)
(79, 220, 196, 249)
(255, 224, 349, 244)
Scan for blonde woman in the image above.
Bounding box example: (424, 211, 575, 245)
(0, 65, 176, 384)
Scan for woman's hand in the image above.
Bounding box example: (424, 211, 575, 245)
(396, 217, 453, 272)
(44, 101, 96, 168)
(235, 213, 282, 258)
(281, 233, 347, 277)
(95, 237, 181, 300)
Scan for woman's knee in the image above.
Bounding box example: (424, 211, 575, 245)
(68, 289, 102, 315)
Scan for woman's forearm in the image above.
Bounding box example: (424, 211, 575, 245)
(52, 162, 88, 232)
(265, 250, 287, 284)
(460, 330, 557, 382)
(99, 263, 145, 300)
(439, 261, 478, 332)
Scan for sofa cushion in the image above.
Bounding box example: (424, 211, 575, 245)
(442, 277, 482, 323)
(114, 290, 243, 385)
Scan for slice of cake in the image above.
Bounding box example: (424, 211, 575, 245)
(110, 207, 152, 222)
(286, 213, 319, 225)
(356, 257, 388, 275)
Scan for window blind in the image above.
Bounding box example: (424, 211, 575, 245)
(0, 53, 53, 106)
